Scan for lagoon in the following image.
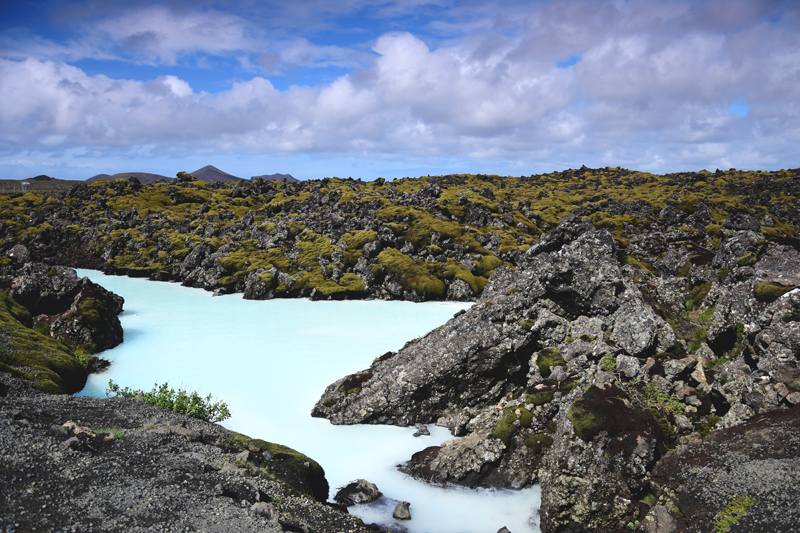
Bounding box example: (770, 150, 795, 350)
(76, 270, 540, 533)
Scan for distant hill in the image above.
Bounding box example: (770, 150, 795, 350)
(190, 165, 242, 183)
(251, 173, 297, 182)
(86, 172, 172, 184)
(29, 175, 56, 181)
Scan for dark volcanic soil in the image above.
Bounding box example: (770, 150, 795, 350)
(0, 373, 376, 533)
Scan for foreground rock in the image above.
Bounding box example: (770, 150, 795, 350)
(1, 259, 124, 353)
(0, 374, 374, 533)
(314, 214, 800, 531)
(333, 479, 382, 506)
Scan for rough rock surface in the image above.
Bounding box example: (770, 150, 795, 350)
(0, 374, 374, 533)
(1, 260, 124, 353)
(314, 213, 800, 531)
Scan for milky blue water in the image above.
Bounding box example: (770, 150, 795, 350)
(76, 270, 541, 533)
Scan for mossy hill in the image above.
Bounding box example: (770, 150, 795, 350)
(0, 167, 798, 303)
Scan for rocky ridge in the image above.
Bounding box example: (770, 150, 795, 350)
(3, 167, 797, 304)
(313, 211, 800, 532)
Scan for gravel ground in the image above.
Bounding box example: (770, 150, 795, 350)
(0, 373, 377, 533)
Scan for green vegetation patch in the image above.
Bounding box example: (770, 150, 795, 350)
(492, 406, 533, 444)
(754, 281, 794, 303)
(715, 495, 758, 533)
(736, 252, 758, 267)
(377, 248, 446, 299)
(106, 379, 231, 422)
(524, 433, 553, 452)
(0, 293, 87, 394)
(537, 347, 566, 378)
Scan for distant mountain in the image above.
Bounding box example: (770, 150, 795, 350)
(251, 173, 297, 182)
(29, 175, 56, 181)
(190, 165, 242, 183)
(86, 172, 172, 184)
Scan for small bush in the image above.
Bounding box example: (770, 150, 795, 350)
(106, 380, 231, 422)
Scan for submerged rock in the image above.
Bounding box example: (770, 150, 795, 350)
(392, 501, 411, 520)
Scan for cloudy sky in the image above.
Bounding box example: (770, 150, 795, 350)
(1, 0, 798, 181)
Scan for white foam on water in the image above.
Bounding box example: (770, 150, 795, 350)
(76, 270, 541, 533)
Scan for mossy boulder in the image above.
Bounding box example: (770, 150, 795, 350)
(0, 293, 87, 394)
(376, 248, 446, 300)
(754, 282, 794, 303)
(492, 406, 533, 444)
(537, 348, 566, 378)
(567, 385, 661, 453)
(221, 431, 329, 502)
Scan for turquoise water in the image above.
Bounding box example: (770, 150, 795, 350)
(76, 270, 540, 533)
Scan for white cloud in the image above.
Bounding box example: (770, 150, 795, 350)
(1, 0, 799, 176)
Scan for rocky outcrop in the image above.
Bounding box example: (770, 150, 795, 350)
(314, 211, 800, 531)
(1, 259, 124, 353)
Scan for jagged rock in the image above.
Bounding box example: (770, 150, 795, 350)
(2, 263, 124, 353)
(641, 505, 680, 533)
(400, 432, 507, 487)
(392, 501, 411, 520)
(6, 244, 30, 264)
(333, 479, 382, 506)
(412, 423, 430, 437)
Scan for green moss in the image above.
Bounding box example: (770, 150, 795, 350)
(338, 273, 366, 293)
(519, 319, 535, 330)
(472, 254, 504, 277)
(736, 252, 757, 267)
(754, 281, 794, 302)
(524, 433, 553, 450)
(492, 406, 533, 444)
(297, 231, 333, 268)
(443, 259, 484, 295)
(567, 400, 607, 442)
(376, 248, 446, 299)
(0, 293, 87, 394)
(537, 347, 565, 378)
(525, 390, 554, 405)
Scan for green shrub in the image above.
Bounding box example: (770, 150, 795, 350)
(106, 380, 231, 422)
(600, 353, 616, 372)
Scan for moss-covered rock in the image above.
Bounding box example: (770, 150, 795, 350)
(754, 281, 794, 303)
(537, 347, 566, 378)
(0, 293, 87, 394)
(492, 406, 534, 444)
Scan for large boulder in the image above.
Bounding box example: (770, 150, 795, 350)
(4, 263, 124, 353)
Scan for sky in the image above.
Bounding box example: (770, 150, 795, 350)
(0, 0, 798, 182)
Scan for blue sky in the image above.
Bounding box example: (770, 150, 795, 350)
(0, 0, 798, 181)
